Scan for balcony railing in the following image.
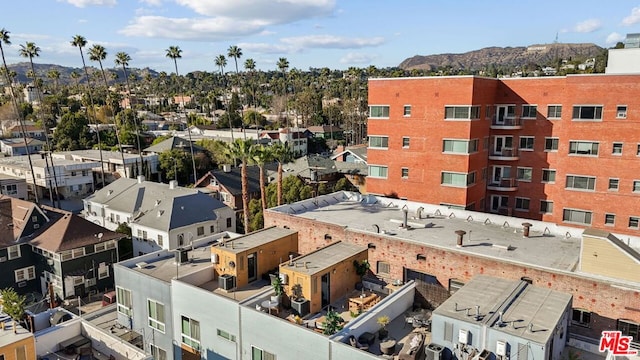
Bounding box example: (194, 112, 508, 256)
(487, 178, 518, 191)
(491, 116, 522, 129)
(489, 148, 519, 160)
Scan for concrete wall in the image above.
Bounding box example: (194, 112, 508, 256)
(35, 316, 82, 355)
(82, 321, 150, 360)
(606, 48, 640, 74)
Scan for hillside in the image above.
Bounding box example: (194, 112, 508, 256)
(399, 43, 604, 72)
(5, 62, 159, 85)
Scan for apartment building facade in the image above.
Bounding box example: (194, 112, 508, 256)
(366, 74, 640, 237)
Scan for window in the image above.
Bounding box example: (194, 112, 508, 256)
(617, 319, 639, 344)
(401, 168, 409, 179)
(98, 264, 109, 279)
(210, 225, 215, 233)
(403, 105, 411, 116)
(117, 287, 132, 316)
(540, 200, 553, 214)
(547, 105, 562, 119)
(15, 345, 26, 360)
(617, 105, 627, 119)
(572, 105, 603, 120)
(634, 181, 640, 192)
(572, 309, 591, 327)
(217, 329, 237, 342)
(14, 266, 35, 282)
(197, 226, 204, 236)
(516, 167, 532, 182)
(369, 136, 389, 148)
(148, 299, 166, 332)
(157, 235, 163, 246)
(369, 105, 389, 118)
(444, 106, 480, 120)
(402, 137, 410, 148)
(544, 137, 559, 151)
(226, 218, 232, 228)
(519, 136, 535, 150)
(522, 105, 537, 118)
(252, 346, 276, 360)
(441, 172, 476, 187)
(442, 139, 478, 154)
(2, 184, 17, 195)
(94, 243, 106, 252)
(638, 144, 640, 156)
(150, 344, 167, 360)
(563, 208, 592, 225)
(82, 170, 88, 176)
(368, 165, 388, 179)
(605, 214, 616, 225)
(72, 248, 85, 258)
(629, 217, 640, 229)
(609, 178, 619, 191)
(181, 316, 201, 350)
(542, 169, 556, 183)
(515, 197, 530, 211)
(377, 261, 390, 275)
(569, 141, 599, 156)
(8, 245, 20, 260)
(71, 171, 77, 176)
(613, 142, 623, 155)
(566, 175, 596, 191)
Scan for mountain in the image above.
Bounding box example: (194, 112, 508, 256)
(4, 62, 159, 85)
(399, 43, 604, 72)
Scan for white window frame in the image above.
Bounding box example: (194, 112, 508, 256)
(368, 165, 388, 179)
(181, 315, 201, 351)
(547, 105, 562, 119)
(634, 180, 640, 193)
(444, 105, 480, 120)
(519, 136, 535, 151)
(608, 178, 619, 191)
(368, 136, 389, 149)
(540, 200, 553, 214)
(516, 167, 532, 182)
(566, 175, 596, 191)
(521, 105, 537, 119)
(148, 299, 166, 333)
(569, 141, 599, 156)
(401, 168, 409, 179)
(98, 263, 109, 280)
(542, 169, 556, 183)
(150, 344, 167, 360)
(251, 346, 276, 360)
(605, 213, 615, 226)
(403, 105, 411, 117)
(441, 171, 476, 187)
(629, 216, 639, 229)
(217, 329, 237, 342)
(116, 287, 133, 317)
(572, 105, 603, 121)
(515, 197, 530, 211)
(563, 208, 593, 225)
(616, 105, 627, 119)
(612, 142, 623, 155)
(544, 137, 559, 152)
(8, 245, 21, 260)
(14, 266, 35, 282)
(369, 105, 390, 119)
(442, 139, 478, 154)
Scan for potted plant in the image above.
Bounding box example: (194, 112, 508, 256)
(353, 259, 370, 291)
(271, 275, 284, 303)
(322, 310, 344, 335)
(0, 288, 26, 334)
(377, 315, 390, 339)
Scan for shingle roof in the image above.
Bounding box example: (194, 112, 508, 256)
(196, 164, 276, 196)
(283, 155, 337, 177)
(0, 138, 45, 148)
(142, 136, 203, 153)
(30, 207, 124, 252)
(134, 192, 228, 231)
(0, 196, 42, 248)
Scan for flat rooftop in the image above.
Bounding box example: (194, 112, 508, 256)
(216, 226, 297, 254)
(270, 192, 593, 272)
(285, 241, 367, 276)
(0, 313, 32, 348)
(55, 150, 156, 163)
(434, 275, 572, 344)
(0, 155, 98, 169)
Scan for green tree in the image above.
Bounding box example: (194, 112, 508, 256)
(271, 142, 294, 206)
(115, 51, 145, 168)
(252, 146, 273, 211)
(158, 149, 192, 184)
(0, 288, 26, 333)
(277, 57, 290, 126)
(54, 112, 92, 150)
(197, 139, 229, 166)
(224, 139, 256, 233)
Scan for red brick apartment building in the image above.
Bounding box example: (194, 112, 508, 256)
(366, 74, 640, 237)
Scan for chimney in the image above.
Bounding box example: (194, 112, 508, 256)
(529, 323, 534, 332)
(522, 222, 532, 238)
(402, 207, 408, 228)
(498, 311, 504, 325)
(289, 254, 294, 266)
(455, 230, 467, 247)
(222, 164, 232, 172)
(169, 180, 178, 189)
(454, 302, 458, 311)
(475, 305, 480, 320)
(137, 175, 145, 183)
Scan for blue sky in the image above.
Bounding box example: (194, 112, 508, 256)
(2, 0, 640, 73)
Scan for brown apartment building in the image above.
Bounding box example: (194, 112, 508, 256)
(366, 74, 640, 237)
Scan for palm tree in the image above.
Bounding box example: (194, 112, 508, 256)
(243, 58, 257, 113)
(224, 139, 255, 233)
(252, 146, 273, 211)
(215, 54, 234, 141)
(46, 69, 60, 92)
(71, 35, 105, 188)
(271, 142, 294, 206)
(165, 45, 197, 184)
(227, 45, 246, 138)
(19, 41, 61, 205)
(70, 71, 81, 91)
(277, 57, 290, 127)
(88, 44, 128, 177)
(0, 29, 39, 202)
(114, 51, 145, 173)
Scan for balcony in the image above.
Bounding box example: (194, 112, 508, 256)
(487, 178, 518, 191)
(489, 148, 519, 161)
(491, 116, 522, 129)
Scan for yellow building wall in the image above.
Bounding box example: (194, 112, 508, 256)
(211, 232, 298, 287)
(0, 334, 36, 360)
(581, 235, 640, 282)
(280, 249, 367, 314)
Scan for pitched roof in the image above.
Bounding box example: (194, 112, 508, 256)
(8, 125, 44, 133)
(0, 196, 44, 248)
(134, 192, 228, 231)
(307, 125, 342, 133)
(30, 207, 124, 252)
(142, 136, 203, 153)
(283, 155, 337, 177)
(0, 138, 45, 147)
(196, 164, 276, 196)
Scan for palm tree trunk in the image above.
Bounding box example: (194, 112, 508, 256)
(277, 163, 283, 206)
(122, 66, 145, 175)
(241, 160, 250, 233)
(97, 62, 128, 178)
(0, 47, 39, 202)
(259, 165, 266, 211)
(78, 49, 106, 188)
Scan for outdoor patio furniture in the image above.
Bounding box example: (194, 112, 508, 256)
(380, 338, 397, 355)
(349, 335, 369, 351)
(398, 332, 425, 360)
(358, 332, 376, 346)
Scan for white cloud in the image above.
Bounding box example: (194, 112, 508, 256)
(139, 0, 162, 6)
(339, 52, 376, 64)
(573, 19, 602, 33)
(280, 35, 385, 49)
(622, 6, 640, 25)
(174, 0, 335, 24)
(120, 16, 267, 40)
(60, 0, 117, 8)
(606, 32, 625, 44)
(78, 19, 88, 23)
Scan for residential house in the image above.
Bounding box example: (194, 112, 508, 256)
(142, 136, 204, 155)
(83, 176, 236, 256)
(307, 125, 344, 140)
(7, 124, 45, 140)
(23, 84, 41, 104)
(0, 314, 36, 360)
(0, 138, 45, 156)
(331, 145, 368, 192)
(53, 150, 159, 184)
(0, 174, 28, 200)
(260, 128, 308, 156)
(284, 155, 340, 186)
(332, 144, 367, 164)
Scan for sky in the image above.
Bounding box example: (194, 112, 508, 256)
(2, 0, 640, 74)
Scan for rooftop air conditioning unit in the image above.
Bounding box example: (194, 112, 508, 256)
(426, 343, 444, 360)
(219, 274, 235, 291)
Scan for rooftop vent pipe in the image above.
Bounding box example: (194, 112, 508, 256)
(373, 224, 380, 233)
(402, 207, 408, 228)
(137, 175, 145, 183)
(522, 222, 532, 238)
(169, 180, 178, 190)
(455, 230, 467, 247)
(289, 254, 294, 266)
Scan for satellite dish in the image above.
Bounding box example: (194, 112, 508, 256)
(228, 261, 236, 269)
(97, 233, 103, 239)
